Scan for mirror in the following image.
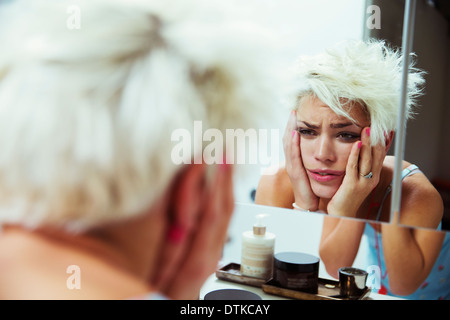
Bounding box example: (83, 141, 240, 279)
(217, 202, 449, 300)
(224, 0, 449, 300)
(229, 0, 450, 233)
(367, 0, 450, 232)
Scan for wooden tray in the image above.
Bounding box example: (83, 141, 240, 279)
(262, 279, 371, 300)
(215, 263, 268, 287)
(216, 263, 371, 300)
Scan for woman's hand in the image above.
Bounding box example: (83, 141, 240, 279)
(327, 127, 386, 217)
(283, 110, 319, 211)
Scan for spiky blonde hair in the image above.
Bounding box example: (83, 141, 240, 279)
(293, 39, 425, 146)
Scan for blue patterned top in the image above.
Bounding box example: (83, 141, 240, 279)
(363, 223, 450, 300)
(361, 164, 450, 299)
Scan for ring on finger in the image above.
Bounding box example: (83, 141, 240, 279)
(360, 171, 373, 179)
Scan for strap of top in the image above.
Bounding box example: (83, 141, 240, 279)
(374, 164, 421, 221)
(400, 164, 420, 179)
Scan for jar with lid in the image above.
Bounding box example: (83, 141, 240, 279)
(273, 251, 320, 294)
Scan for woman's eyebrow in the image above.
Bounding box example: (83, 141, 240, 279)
(297, 121, 361, 129)
(297, 121, 319, 129)
(330, 122, 355, 129)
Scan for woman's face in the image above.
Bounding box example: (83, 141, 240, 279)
(296, 95, 370, 199)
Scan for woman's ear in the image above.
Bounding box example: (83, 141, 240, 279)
(168, 164, 208, 240)
(384, 131, 395, 153)
(150, 163, 210, 290)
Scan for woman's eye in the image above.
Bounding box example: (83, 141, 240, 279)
(297, 128, 316, 137)
(337, 132, 360, 142)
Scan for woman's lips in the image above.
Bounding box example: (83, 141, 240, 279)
(307, 169, 345, 182)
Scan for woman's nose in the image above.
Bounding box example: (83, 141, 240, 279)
(314, 136, 336, 163)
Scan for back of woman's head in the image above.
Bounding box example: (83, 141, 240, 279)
(0, 0, 278, 231)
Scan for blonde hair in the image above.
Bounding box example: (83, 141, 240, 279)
(292, 39, 425, 146)
(0, 0, 278, 231)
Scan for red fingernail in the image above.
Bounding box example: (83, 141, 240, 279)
(366, 127, 371, 136)
(167, 224, 186, 244)
(358, 141, 362, 149)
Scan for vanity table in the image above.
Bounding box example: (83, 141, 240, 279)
(200, 202, 404, 300)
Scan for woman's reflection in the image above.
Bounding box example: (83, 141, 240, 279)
(255, 39, 443, 228)
(255, 39, 450, 299)
(320, 216, 449, 299)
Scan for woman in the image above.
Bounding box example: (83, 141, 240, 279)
(0, 0, 277, 299)
(255, 40, 449, 298)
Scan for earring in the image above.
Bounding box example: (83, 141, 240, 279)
(167, 224, 186, 244)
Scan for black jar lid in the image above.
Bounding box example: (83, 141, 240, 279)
(204, 289, 262, 300)
(274, 252, 320, 273)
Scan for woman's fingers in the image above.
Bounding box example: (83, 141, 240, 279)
(286, 111, 305, 179)
(284, 110, 299, 175)
(358, 127, 372, 178)
(283, 110, 297, 159)
(283, 110, 319, 211)
(346, 138, 362, 180)
(328, 127, 386, 217)
(371, 138, 386, 177)
(289, 129, 302, 176)
(357, 126, 385, 182)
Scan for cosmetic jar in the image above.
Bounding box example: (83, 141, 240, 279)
(204, 289, 262, 300)
(273, 252, 320, 294)
(338, 267, 368, 298)
(240, 214, 276, 280)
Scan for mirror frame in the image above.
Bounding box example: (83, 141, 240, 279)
(390, 0, 418, 224)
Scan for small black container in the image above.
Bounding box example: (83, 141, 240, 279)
(273, 252, 320, 294)
(204, 289, 262, 300)
(338, 267, 368, 298)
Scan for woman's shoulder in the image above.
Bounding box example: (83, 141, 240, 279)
(254, 162, 295, 208)
(382, 156, 413, 172)
(0, 227, 151, 299)
(383, 156, 434, 189)
(382, 156, 427, 185)
(383, 156, 443, 228)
